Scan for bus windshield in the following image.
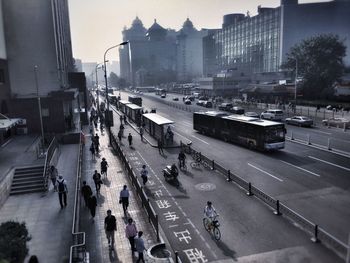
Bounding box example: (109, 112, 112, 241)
(265, 126, 285, 143)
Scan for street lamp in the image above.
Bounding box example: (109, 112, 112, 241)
(34, 66, 45, 151)
(103, 41, 129, 142)
(95, 63, 103, 112)
(294, 58, 298, 106)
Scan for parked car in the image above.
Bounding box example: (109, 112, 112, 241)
(161, 94, 166, 98)
(230, 106, 245, 114)
(260, 109, 284, 121)
(184, 99, 191, 105)
(185, 96, 195, 101)
(203, 101, 213, 108)
(322, 118, 350, 128)
(173, 97, 179, 101)
(218, 103, 233, 111)
(244, 112, 260, 118)
(285, 116, 313, 127)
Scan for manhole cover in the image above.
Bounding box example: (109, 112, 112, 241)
(195, 183, 216, 191)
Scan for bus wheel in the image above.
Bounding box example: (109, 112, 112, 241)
(248, 141, 255, 150)
(224, 136, 228, 142)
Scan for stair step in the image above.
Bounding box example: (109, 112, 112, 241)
(15, 166, 44, 172)
(11, 184, 45, 191)
(13, 175, 44, 182)
(15, 169, 44, 175)
(10, 188, 45, 195)
(14, 172, 43, 178)
(12, 180, 44, 187)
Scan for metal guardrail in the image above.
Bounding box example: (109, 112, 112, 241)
(43, 137, 59, 191)
(110, 132, 160, 242)
(69, 137, 86, 263)
(180, 142, 349, 260)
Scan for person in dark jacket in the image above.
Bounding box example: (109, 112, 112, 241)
(81, 181, 92, 207)
(88, 195, 97, 221)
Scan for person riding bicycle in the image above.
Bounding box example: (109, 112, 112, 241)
(203, 201, 217, 230)
(170, 163, 178, 178)
(178, 151, 186, 169)
(195, 152, 201, 164)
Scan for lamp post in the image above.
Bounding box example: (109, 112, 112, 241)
(103, 41, 129, 143)
(34, 65, 45, 151)
(294, 58, 298, 107)
(95, 63, 103, 112)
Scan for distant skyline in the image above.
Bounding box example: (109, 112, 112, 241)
(68, 0, 331, 63)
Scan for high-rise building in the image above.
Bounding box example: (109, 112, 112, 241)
(216, 0, 350, 77)
(1, 0, 78, 133)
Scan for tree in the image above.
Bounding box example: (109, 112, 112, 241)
(0, 221, 31, 263)
(282, 34, 346, 100)
(108, 72, 119, 88)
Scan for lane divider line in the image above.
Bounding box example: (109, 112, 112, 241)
(191, 135, 210, 145)
(247, 163, 284, 182)
(280, 160, 321, 177)
(308, 156, 350, 172)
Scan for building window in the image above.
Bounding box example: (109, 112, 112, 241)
(0, 69, 5, 84)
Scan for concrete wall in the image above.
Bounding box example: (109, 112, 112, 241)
(282, 1, 350, 66)
(0, 0, 6, 59)
(0, 167, 14, 209)
(3, 0, 59, 98)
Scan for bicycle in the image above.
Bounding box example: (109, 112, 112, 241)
(203, 215, 221, 241)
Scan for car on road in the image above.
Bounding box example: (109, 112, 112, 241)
(185, 96, 195, 101)
(197, 100, 205, 106)
(172, 97, 179, 101)
(184, 99, 191, 105)
(322, 117, 350, 128)
(285, 116, 313, 127)
(244, 112, 260, 118)
(218, 103, 233, 111)
(229, 106, 244, 114)
(161, 94, 166, 98)
(261, 109, 284, 121)
(203, 101, 213, 108)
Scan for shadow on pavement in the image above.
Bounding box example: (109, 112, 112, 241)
(215, 240, 237, 260)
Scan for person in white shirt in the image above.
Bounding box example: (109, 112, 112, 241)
(203, 201, 217, 229)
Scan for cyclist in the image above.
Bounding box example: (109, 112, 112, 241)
(170, 164, 178, 178)
(195, 152, 201, 164)
(101, 158, 109, 177)
(178, 151, 186, 169)
(203, 201, 217, 230)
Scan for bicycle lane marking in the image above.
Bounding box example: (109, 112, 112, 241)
(130, 150, 218, 262)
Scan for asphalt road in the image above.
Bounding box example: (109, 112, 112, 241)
(115, 91, 350, 244)
(105, 97, 344, 263)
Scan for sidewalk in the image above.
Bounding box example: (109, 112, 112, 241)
(80, 124, 159, 262)
(0, 143, 79, 263)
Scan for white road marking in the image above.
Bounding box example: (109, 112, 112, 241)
(248, 163, 284, 182)
(173, 131, 191, 142)
(311, 130, 332, 135)
(308, 156, 350, 172)
(168, 225, 179, 228)
(281, 160, 321, 177)
(191, 135, 210, 145)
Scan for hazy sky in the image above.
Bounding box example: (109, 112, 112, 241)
(68, 0, 330, 63)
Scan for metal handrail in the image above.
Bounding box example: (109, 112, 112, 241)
(69, 136, 86, 263)
(43, 137, 58, 191)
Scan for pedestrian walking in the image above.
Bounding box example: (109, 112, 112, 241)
(28, 255, 39, 263)
(140, 165, 148, 186)
(120, 114, 123, 124)
(92, 170, 102, 194)
(120, 123, 125, 136)
(89, 142, 96, 160)
(94, 134, 100, 152)
(139, 127, 144, 141)
(119, 185, 130, 214)
(88, 195, 97, 221)
(157, 139, 164, 155)
(104, 209, 117, 250)
(57, 175, 68, 209)
(81, 181, 92, 207)
(125, 218, 138, 251)
(135, 231, 146, 262)
(118, 130, 122, 142)
(101, 157, 109, 177)
(49, 165, 58, 191)
(128, 133, 133, 147)
(123, 114, 127, 124)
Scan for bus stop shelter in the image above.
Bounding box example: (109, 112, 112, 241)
(118, 100, 131, 113)
(142, 113, 174, 145)
(125, 103, 143, 126)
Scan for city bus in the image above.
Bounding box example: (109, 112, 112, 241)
(193, 111, 286, 151)
(128, 95, 142, 107)
(107, 94, 118, 105)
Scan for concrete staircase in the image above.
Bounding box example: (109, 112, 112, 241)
(10, 166, 45, 195)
